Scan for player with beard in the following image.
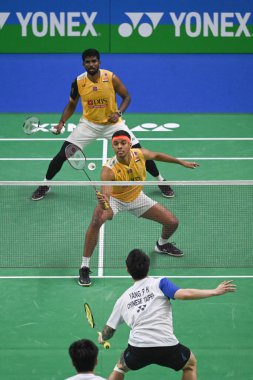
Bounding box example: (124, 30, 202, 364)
(32, 48, 173, 201)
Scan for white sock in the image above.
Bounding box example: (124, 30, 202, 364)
(156, 175, 164, 181)
(114, 365, 125, 374)
(81, 257, 90, 268)
(158, 237, 168, 246)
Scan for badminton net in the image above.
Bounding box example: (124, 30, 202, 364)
(0, 180, 252, 269)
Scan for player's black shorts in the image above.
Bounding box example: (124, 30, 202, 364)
(123, 343, 191, 372)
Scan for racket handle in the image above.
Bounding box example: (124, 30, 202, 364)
(51, 127, 65, 134)
(103, 341, 111, 349)
(103, 202, 110, 210)
(96, 191, 110, 210)
(98, 332, 111, 349)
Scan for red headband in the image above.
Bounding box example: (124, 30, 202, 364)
(112, 135, 131, 143)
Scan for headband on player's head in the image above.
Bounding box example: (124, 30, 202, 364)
(112, 135, 131, 144)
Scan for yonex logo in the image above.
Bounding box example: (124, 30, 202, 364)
(118, 12, 164, 37)
(137, 305, 147, 313)
(31, 122, 180, 133)
(0, 13, 10, 30)
(131, 123, 180, 132)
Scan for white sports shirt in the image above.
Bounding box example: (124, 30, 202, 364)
(65, 373, 106, 380)
(106, 276, 180, 347)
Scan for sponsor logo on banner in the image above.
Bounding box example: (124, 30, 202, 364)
(118, 11, 252, 38)
(34, 122, 180, 133)
(118, 13, 164, 37)
(0, 11, 98, 36)
(0, 13, 10, 29)
(130, 123, 180, 132)
(0, 5, 252, 53)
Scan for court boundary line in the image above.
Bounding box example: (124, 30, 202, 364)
(1, 157, 253, 161)
(1, 137, 253, 141)
(0, 275, 252, 279)
(97, 139, 108, 277)
(1, 180, 253, 185)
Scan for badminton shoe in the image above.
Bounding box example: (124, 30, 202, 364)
(32, 185, 50, 201)
(155, 241, 183, 257)
(158, 181, 175, 198)
(79, 266, 92, 286)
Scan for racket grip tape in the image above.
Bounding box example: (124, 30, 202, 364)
(97, 332, 111, 349)
(103, 202, 110, 210)
(96, 191, 110, 210)
(103, 341, 111, 349)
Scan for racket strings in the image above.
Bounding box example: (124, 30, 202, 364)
(65, 144, 109, 209)
(23, 116, 40, 134)
(84, 305, 95, 328)
(65, 145, 87, 170)
(84, 303, 111, 349)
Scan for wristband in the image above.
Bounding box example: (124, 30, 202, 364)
(116, 110, 122, 117)
(114, 365, 125, 374)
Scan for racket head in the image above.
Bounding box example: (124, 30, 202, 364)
(65, 144, 87, 170)
(23, 116, 40, 135)
(84, 303, 95, 329)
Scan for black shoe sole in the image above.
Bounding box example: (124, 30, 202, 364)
(155, 246, 183, 257)
(78, 280, 92, 286)
(161, 193, 175, 198)
(31, 188, 50, 201)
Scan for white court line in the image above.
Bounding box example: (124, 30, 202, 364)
(0, 158, 103, 161)
(0, 138, 66, 141)
(1, 157, 253, 161)
(97, 138, 109, 278)
(0, 137, 253, 141)
(140, 138, 253, 141)
(0, 275, 252, 279)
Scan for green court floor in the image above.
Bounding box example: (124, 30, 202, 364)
(0, 113, 253, 379)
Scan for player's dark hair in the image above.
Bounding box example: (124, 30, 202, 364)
(69, 339, 98, 372)
(82, 49, 100, 62)
(112, 130, 131, 140)
(126, 249, 150, 280)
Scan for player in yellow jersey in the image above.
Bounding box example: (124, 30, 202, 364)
(31, 48, 173, 201)
(79, 130, 199, 286)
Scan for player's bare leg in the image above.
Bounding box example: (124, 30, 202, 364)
(108, 352, 129, 380)
(141, 203, 183, 257)
(79, 206, 113, 286)
(83, 206, 113, 258)
(181, 352, 197, 380)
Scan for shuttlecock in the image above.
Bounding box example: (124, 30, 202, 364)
(88, 162, 96, 171)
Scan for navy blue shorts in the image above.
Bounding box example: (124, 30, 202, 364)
(124, 343, 191, 372)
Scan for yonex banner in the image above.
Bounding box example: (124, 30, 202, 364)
(0, 0, 252, 53)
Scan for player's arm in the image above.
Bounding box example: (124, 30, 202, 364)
(141, 148, 199, 169)
(174, 280, 236, 300)
(53, 79, 80, 134)
(99, 325, 116, 342)
(108, 74, 131, 123)
(96, 167, 114, 209)
(99, 299, 123, 344)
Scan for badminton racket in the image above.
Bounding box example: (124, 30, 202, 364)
(84, 303, 111, 349)
(23, 116, 65, 135)
(65, 144, 109, 209)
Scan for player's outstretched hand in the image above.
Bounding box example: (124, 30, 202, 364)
(215, 280, 236, 295)
(181, 161, 199, 169)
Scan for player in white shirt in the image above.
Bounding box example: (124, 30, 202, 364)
(65, 339, 106, 380)
(98, 249, 236, 380)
